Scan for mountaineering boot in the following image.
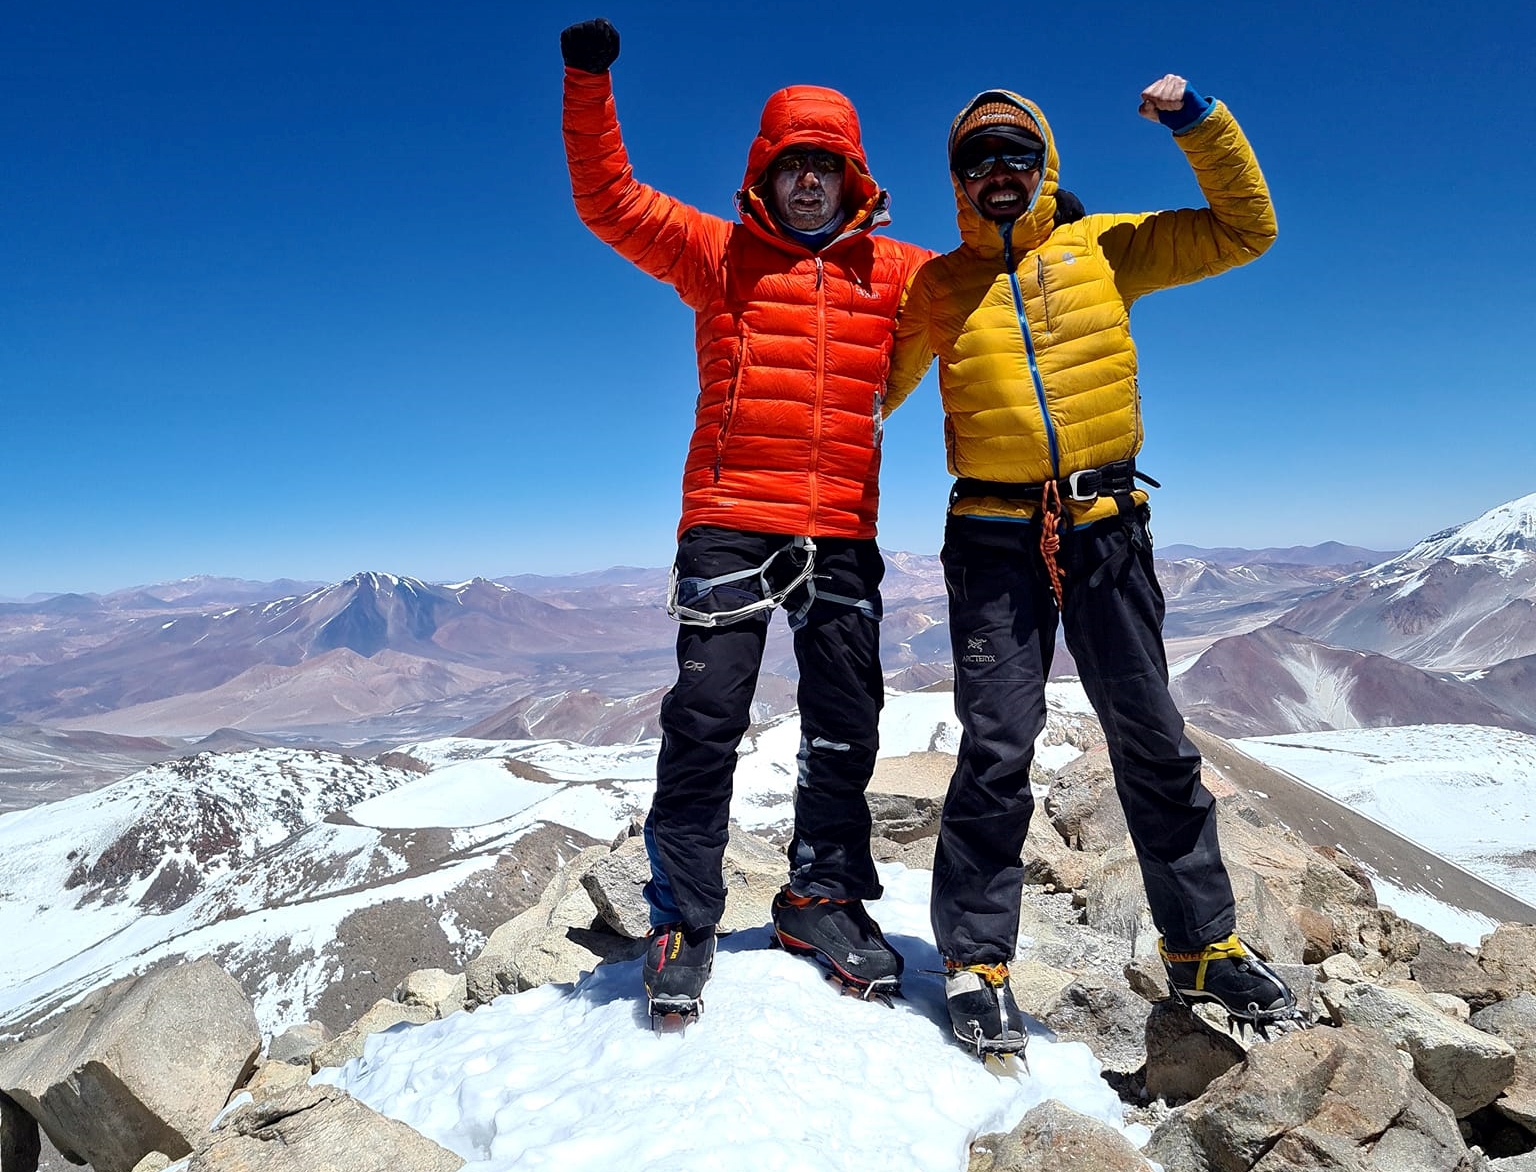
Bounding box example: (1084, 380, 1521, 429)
(770, 886, 903, 999)
(945, 962, 1030, 1061)
(1159, 933, 1307, 1036)
(643, 922, 716, 1027)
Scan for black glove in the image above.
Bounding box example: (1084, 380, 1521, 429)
(561, 18, 620, 74)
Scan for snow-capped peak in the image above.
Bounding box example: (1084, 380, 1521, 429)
(1391, 492, 1536, 562)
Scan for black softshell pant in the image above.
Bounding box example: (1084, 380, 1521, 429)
(645, 526, 885, 931)
(932, 505, 1236, 964)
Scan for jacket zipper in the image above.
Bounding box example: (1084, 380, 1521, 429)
(714, 327, 748, 483)
(1036, 255, 1053, 337)
(810, 256, 826, 522)
(1004, 224, 1060, 476)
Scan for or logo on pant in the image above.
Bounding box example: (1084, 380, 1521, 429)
(962, 636, 996, 665)
(683, 660, 706, 672)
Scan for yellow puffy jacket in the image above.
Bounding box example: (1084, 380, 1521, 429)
(884, 90, 1276, 525)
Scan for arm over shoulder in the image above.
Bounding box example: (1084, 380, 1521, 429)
(562, 69, 730, 308)
(883, 260, 939, 417)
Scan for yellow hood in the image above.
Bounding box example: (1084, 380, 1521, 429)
(948, 90, 1060, 259)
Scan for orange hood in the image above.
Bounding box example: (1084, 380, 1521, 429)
(736, 85, 886, 247)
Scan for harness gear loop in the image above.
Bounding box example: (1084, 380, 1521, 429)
(1039, 478, 1066, 610)
(785, 574, 882, 629)
(666, 536, 819, 628)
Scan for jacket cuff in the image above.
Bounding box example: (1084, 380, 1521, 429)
(1158, 84, 1213, 134)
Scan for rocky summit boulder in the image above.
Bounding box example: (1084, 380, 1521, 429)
(1472, 993, 1536, 1133)
(2, 1091, 40, 1172)
(1145, 1023, 1484, 1171)
(1480, 925, 1536, 1002)
(968, 1099, 1147, 1172)
(1319, 981, 1517, 1118)
(464, 844, 647, 1007)
(582, 823, 788, 939)
(0, 958, 260, 1172)
(191, 1082, 463, 1171)
(1143, 1000, 1247, 1104)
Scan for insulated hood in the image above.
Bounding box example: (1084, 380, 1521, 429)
(737, 85, 886, 247)
(948, 89, 1061, 258)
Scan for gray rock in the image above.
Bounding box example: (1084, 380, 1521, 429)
(866, 792, 940, 842)
(968, 1099, 1148, 1171)
(1413, 936, 1501, 1010)
(1146, 1024, 1481, 1171)
(1, 1091, 41, 1172)
(1480, 926, 1536, 1002)
(1143, 1000, 1246, 1104)
(0, 958, 260, 1172)
(1472, 993, 1536, 1132)
(192, 1082, 462, 1171)
(1043, 748, 1124, 853)
(267, 1022, 329, 1066)
(580, 834, 652, 939)
(394, 969, 465, 1019)
(309, 1000, 435, 1074)
(580, 823, 787, 942)
(465, 844, 610, 1006)
(1321, 982, 1517, 1117)
(1043, 977, 1150, 1075)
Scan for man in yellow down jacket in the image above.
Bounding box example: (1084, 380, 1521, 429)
(885, 75, 1302, 1060)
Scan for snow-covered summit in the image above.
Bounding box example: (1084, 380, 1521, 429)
(1392, 492, 1536, 563)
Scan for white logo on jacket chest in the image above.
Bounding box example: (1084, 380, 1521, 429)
(1060, 253, 1076, 265)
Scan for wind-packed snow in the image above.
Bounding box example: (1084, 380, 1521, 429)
(315, 863, 1148, 1172)
(1362, 868, 1500, 949)
(1237, 724, 1536, 909)
(376, 690, 1092, 840)
(0, 693, 1093, 1040)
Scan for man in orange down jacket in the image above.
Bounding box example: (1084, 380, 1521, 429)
(883, 76, 1304, 1061)
(560, 18, 932, 1023)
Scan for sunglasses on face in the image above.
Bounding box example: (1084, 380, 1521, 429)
(958, 149, 1044, 182)
(771, 149, 844, 176)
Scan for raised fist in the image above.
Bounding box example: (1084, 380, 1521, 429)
(1137, 74, 1188, 122)
(561, 18, 620, 74)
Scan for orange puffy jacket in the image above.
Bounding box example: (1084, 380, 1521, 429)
(563, 69, 932, 540)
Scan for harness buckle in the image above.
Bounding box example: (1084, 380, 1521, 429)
(1064, 468, 1102, 502)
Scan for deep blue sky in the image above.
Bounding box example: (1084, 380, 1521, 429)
(5, 0, 1533, 596)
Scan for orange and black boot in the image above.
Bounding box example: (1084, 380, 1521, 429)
(770, 885, 903, 999)
(1159, 933, 1306, 1036)
(945, 961, 1029, 1060)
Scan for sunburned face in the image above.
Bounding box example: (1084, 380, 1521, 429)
(767, 148, 846, 233)
(956, 134, 1043, 223)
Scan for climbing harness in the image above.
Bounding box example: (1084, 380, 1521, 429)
(949, 459, 1161, 612)
(665, 536, 882, 629)
(666, 536, 818, 628)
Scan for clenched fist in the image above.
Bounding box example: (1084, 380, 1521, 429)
(561, 18, 620, 74)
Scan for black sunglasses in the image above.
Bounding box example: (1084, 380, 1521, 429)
(771, 149, 844, 176)
(958, 150, 1044, 182)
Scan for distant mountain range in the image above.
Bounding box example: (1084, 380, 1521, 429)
(1170, 493, 1536, 738)
(1, 493, 1533, 809)
(1156, 541, 1399, 567)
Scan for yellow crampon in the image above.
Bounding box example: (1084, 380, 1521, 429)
(1157, 932, 1247, 993)
(947, 960, 1011, 988)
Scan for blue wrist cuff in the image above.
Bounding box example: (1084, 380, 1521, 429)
(1158, 84, 1213, 134)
